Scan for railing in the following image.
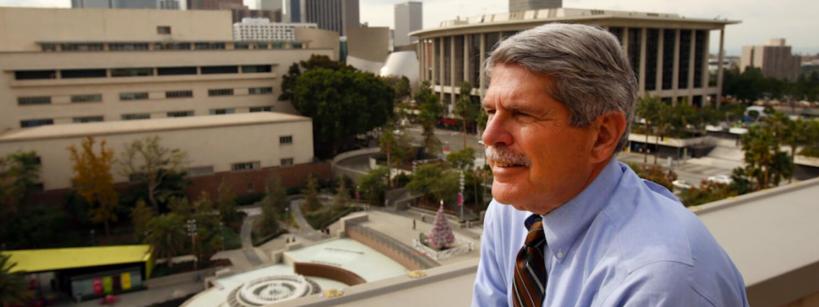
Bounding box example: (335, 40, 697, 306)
(346, 224, 439, 270)
(412, 239, 474, 261)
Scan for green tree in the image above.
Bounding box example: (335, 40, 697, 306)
(216, 180, 240, 226)
(382, 75, 411, 102)
(378, 123, 412, 187)
(740, 117, 794, 190)
(260, 176, 285, 236)
(0, 254, 31, 306)
(407, 163, 460, 205)
(117, 136, 188, 211)
(292, 68, 395, 158)
(635, 97, 666, 163)
(628, 163, 677, 191)
(446, 148, 476, 171)
(190, 194, 223, 262)
(416, 81, 443, 155)
(68, 136, 119, 236)
(333, 176, 350, 208)
(358, 167, 388, 206)
(679, 181, 738, 207)
(144, 213, 186, 268)
(454, 82, 480, 148)
(279, 54, 353, 101)
(302, 175, 321, 212)
(131, 199, 155, 241)
(278, 63, 301, 101)
(0, 151, 40, 222)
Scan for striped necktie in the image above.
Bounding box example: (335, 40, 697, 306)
(512, 215, 548, 307)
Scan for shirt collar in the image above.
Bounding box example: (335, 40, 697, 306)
(539, 158, 625, 260)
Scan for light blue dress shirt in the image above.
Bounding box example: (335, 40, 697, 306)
(473, 159, 748, 307)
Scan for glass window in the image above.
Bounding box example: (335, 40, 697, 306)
(70, 94, 102, 103)
(122, 113, 150, 120)
(157, 26, 172, 34)
(165, 90, 193, 99)
(157, 66, 197, 76)
(154, 42, 191, 50)
(201, 66, 239, 74)
(119, 92, 149, 101)
(61, 69, 106, 79)
(167, 110, 194, 117)
(209, 108, 235, 115)
(20, 118, 54, 128)
(18, 96, 51, 105)
(208, 88, 234, 96)
(241, 65, 272, 73)
(280, 158, 294, 166)
(15, 70, 57, 80)
(60, 43, 104, 51)
(109, 43, 150, 51)
(248, 87, 273, 95)
(73, 116, 103, 123)
(249, 106, 272, 112)
(111, 68, 154, 77)
(279, 135, 293, 145)
(231, 161, 260, 171)
(194, 42, 226, 50)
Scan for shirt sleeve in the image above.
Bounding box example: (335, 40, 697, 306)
(601, 261, 716, 307)
(472, 202, 509, 307)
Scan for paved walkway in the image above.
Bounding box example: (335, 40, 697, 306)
(288, 196, 331, 242)
(240, 214, 263, 266)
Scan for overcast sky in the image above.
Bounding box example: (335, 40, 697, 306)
(1, 0, 817, 55)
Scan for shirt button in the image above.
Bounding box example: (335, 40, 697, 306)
(557, 251, 565, 258)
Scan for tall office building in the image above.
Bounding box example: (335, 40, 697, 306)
(159, 0, 180, 9)
(509, 0, 561, 12)
(394, 1, 422, 47)
(286, 0, 358, 36)
(71, 0, 112, 8)
(187, 0, 245, 10)
(741, 38, 802, 81)
(257, 0, 281, 11)
(233, 18, 317, 41)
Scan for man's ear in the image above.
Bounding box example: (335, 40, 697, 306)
(590, 111, 627, 163)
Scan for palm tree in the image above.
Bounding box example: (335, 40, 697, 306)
(144, 213, 187, 268)
(0, 254, 31, 306)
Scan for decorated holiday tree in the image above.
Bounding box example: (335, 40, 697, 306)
(426, 202, 456, 250)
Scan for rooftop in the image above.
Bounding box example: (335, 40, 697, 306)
(0, 112, 310, 143)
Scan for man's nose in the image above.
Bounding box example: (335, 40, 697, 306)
(482, 113, 512, 147)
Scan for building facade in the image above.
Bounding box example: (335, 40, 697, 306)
(257, 0, 281, 11)
(186, 0, 244, 10)
(0, 113, 314, 190)
(741, 38, 801, 81)
(233, 18, 317, 41)
(509, 0, 562, 12)
(394, 1, 422, 47)
(0, 7, 337, 132)
(287, 0, 359, 36)
(412, 8, 737, 109)
(71, 0, 179, 9)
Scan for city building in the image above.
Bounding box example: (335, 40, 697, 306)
(509, 0, 562, 12)
(412, 8, 738, 108)
(346, 26, 390, 73)
(0, 112, 314, 190)
(233, 18, 317, 41)
(741, 38, 801, 81)
(71, 0, 180, 9)
(0, 7, 339, 132)
(186, 0, 245, 10)
(285, 0, 359, 36)
(231, 8, 282, 23)
(393, 1, 422, 47)
(257, 0, 282, 11)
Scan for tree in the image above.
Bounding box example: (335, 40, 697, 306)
(382, 75, 411, 102)
(358, 167, 388, 206)
(279, 54, 353, 101)
(407, 163, 460, 205)
(454, 82, 480, 148)
(0, 254, 31, 306)
(739, 118, 794, 190)
(292, 67, 395, 158)
(144, 213, 186, 268)
(426, 203, 456, 250)
(117, 136, 187, 211)
(302, 174, 322, 212)
(261, 176, 286, 236)
(190, 194, 223, 262)
(0, 151, 40, 223)
(416, 81, 443, 155)
(635, 97, 665, 163)
(333, 176, 351, 208)
(628, 163, 677, 191)
(216, 180, 240, 226)
(131, 199, 155, 241)
(68, 136, 119, 236)
(378, 123, 412, 187)
(278, 63, 301, 101)
(446, 148, 476, 171)
(679, 180, 738, 207)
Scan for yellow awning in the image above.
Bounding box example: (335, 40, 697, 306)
(1, 245, 152, 273)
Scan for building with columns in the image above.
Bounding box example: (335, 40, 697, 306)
(412, 8, 738, 109)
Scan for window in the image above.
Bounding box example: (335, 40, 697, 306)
(61, 69, 106, 79)
(280, 158, 294, 166)
(15, 70, 57, 80)
(208, 88, 234, 97)
(157, 66, 197, 76)
(20, 118, 54, 128)
(165, 90, 193, 99)
(18, 96, 51, 105)
(231, 161, 260, 171)
(201, 65, 239, 74)
(40, 43, 58, 52)
(167, 110, 194, 117)
(109, 43, 150, 51)
(111, 68, 153, 77)
(154, 42, 191, 50)
(70, 94, 102, 103)
(187, 166, 214, 177)
(120, 92, 149, 101)
(157, 26, 172, 35)
(60, 43, 103, 51)
(209, 108, 235, 115)
(241, 65, 272, 73)
(122, 113, 150, 120)
(234, 42, 250, 49)
(73, 116, 103, 123)
(249, 106, 272, 112)
(248, 87, 273, 95)
(279, 135, 293, 145)
(194, 42, 226, 50)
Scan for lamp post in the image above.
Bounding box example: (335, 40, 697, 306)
(458, 170, 465, 221)
(186, 219, 198, 271)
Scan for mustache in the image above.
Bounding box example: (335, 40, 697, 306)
(485, 145, 531, 167)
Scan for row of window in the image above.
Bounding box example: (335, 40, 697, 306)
(17, 87, 273, 106)
(14, 65, 274, 81)
(230, 158, 294, 171)
(40, 41, 303, 52)
(18, 106, 276, 128)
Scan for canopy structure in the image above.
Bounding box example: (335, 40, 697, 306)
(2, 245, 153, 277)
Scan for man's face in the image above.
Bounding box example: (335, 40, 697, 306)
(482, 63, 598, 214)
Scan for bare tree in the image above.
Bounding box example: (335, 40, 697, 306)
(117, 136, 187, 211)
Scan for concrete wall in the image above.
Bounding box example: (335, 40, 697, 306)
(294, 27, 340, 60)
(346, 26, 390, 63)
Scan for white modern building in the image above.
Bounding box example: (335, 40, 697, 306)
(233, 18, 318, 41)
(412, 8, 739, 107)
(393, 1, 422, 47)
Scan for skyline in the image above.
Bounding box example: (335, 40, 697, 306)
(0, 0, 817, 55)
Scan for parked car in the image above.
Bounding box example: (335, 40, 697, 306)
(672, 179, 692, 190)
(706, 174, 733, 185)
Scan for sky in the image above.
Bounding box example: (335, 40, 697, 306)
(1, 0, 817, 55)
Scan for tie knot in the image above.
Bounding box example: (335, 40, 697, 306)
(525, 220, 545, 247)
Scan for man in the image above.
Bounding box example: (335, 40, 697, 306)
(473, 24, 748, 307)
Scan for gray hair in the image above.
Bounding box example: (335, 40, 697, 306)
(486, 23, 637, 152)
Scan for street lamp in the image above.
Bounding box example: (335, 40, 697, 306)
(186, 219, 198, 270)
